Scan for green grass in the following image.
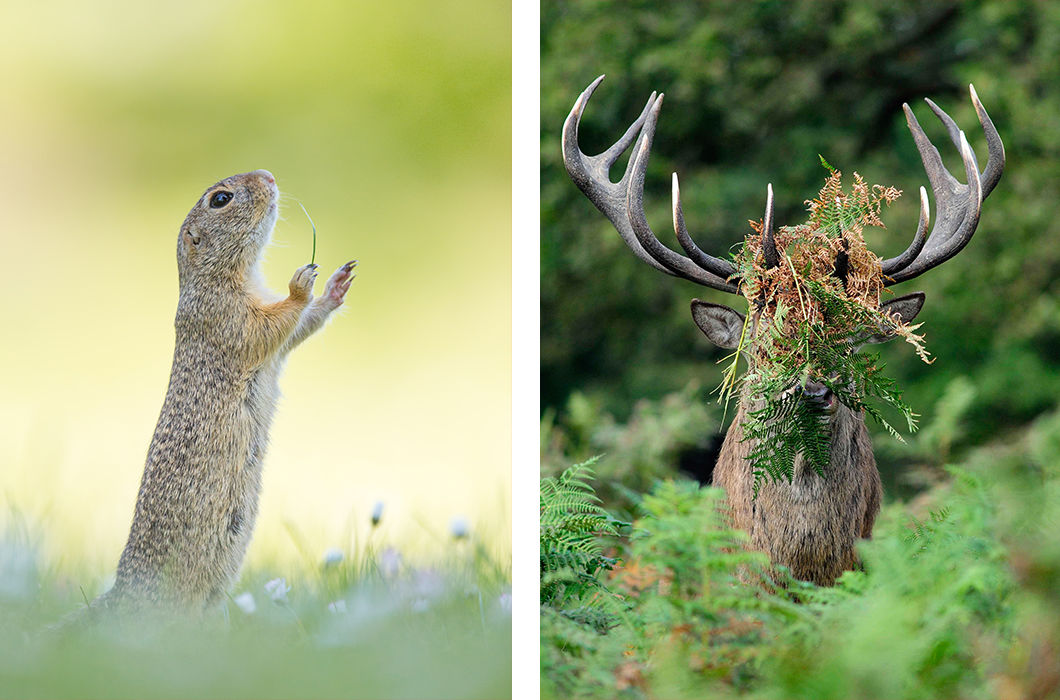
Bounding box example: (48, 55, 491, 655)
(0, 521, 511, 699)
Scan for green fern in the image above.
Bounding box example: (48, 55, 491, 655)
(540, 458, 626, 610)
(728, 163, 922, 497)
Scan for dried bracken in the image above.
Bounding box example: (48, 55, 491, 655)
(728, 167, 930, 490)
(740, 169, 927, 365)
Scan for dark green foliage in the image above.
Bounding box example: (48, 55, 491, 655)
(540, 417, 1060, 698)
(541, 383, 722, 513)
(540, 460, 626, 621)
(740, 280, 920, 494)
(744, 389, 832, 494)
(541, 473, 816, 698)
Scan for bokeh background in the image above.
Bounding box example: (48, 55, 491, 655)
(542, 0, 1060, 506)
(0, 0, 511, 576)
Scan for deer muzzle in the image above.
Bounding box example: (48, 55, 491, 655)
(795, 380, 836, 412)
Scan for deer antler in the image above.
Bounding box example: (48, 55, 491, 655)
(562, 76, 740, 293)
(564, 78, 1004, 291)
(883, 85, 1005, 285)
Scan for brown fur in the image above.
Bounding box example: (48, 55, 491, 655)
(693, 295, 920, 586)
(713, 401, 882, 586)
(96, 170, 356, 613)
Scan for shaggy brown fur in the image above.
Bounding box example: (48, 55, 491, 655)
(713, 402, 881, 586)
(694, 292, 922, 586)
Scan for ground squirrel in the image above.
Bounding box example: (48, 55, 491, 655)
(98, 169, 356, 612)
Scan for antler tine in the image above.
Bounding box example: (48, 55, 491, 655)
(923, 98, 966, 161)
(626, 95, 739, 292)
(672, 173, 741, 280)
(883, 91, 998, 286)
(561, 75, 670, 275)
(881, 186, 929, 276)
(969, 84, 1006, 197)
(762, 183, 780, 269)
(921, 88, 1005, 199)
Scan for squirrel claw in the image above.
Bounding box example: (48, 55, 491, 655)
(323, 260, 357, 306)
(289, 263, 318, 302)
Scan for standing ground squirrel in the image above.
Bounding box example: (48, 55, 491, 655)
(99, 169, 355, 612)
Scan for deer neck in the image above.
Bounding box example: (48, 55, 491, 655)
(721, 400, 875, 493)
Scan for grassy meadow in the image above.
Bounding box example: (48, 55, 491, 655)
(2, 508, 511, 699)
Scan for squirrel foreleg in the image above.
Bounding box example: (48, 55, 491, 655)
(282, 260, 357, 355)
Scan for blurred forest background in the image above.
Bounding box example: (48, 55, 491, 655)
(0, 0, 511, 571)
(541, 0, 1060, 504)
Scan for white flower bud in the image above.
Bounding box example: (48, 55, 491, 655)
(449, 516, 470, 539)
(233, 592, 256, 614)
(264, 577, 291, 602)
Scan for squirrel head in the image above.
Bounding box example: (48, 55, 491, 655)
(177, 170, 279, 285)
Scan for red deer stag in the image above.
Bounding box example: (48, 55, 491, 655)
(561, 76, 1004, 585)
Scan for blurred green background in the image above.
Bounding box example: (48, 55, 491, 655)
(0, 0, 511, 574)
(541, 0, 1060, 501)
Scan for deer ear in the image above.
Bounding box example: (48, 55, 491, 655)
(691, 300, 745, 350)
(860, 292, 926, 345)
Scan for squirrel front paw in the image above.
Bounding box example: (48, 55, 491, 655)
(320, 260, 358, 310)
(289, 263, 319, 303)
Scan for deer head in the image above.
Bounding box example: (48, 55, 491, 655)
(561, 76, 1004, 585)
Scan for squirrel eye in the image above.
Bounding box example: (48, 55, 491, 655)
(209, 191, 233, 209)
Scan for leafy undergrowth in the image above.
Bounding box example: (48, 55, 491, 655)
(541, 409, 1060, 699)
(0, 522, 511, 699)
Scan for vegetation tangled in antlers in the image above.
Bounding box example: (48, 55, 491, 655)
(721, 164, 931, 494)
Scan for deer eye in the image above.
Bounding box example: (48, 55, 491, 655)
(209, 191, 233, 208)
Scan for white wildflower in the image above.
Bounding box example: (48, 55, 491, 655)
(322, 548, 344, 567)
(449, 516, 470, 539)
(233, 592, 256, 614)
(264, 577, 291, 602)
(371, 500, 384, 526)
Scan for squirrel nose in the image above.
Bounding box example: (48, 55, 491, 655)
(253, 169, 275, 184)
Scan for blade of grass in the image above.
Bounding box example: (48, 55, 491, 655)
(297, 201, 317, 266)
